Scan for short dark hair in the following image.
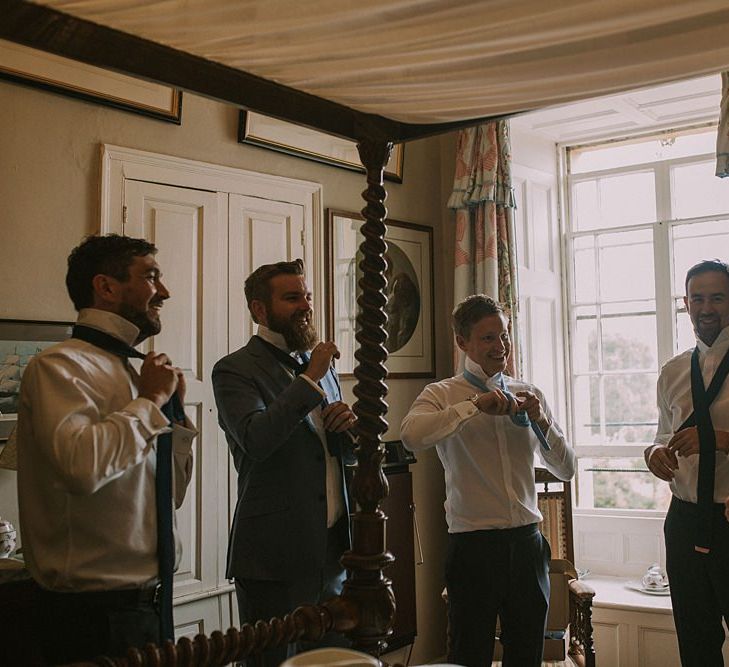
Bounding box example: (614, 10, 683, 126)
(244, 259, 305, 323)
(66, 234, 157, 311)
(685, 259, 729, 293)
(452, 294, 505, 339)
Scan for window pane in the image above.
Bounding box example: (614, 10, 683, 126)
(675, 298, 695, 353)
(573, 180, 599, 231)
(572, 308, 597, 374)
(578, 457, 672, 510)
(672, 161, 729, 219)
(671, 219, 729, 294)
(604, 373, 658, 444)
(601, 314, 657, 371)
(598, 231, 655, 301)
(572, 375, 601, 445)
(573, 173, 656, 230)
(572, 236, 596, 303)
(569, 125, 717, 174)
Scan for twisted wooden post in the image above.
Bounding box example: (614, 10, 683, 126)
(338, 138, 396, 656)
(83, 138, 397, 667)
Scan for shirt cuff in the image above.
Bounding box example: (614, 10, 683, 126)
(454, 400, 479, 421)
(299, 373, 326, 397)
(172, 422, 197, 454)
(124, 397, 171, 438)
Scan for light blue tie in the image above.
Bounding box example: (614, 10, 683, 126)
(463, 369, 551, 452)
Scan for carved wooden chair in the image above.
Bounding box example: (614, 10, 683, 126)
(514, 468, 595, 667)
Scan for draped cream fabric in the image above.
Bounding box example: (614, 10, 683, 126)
(38, 0, 729, 124)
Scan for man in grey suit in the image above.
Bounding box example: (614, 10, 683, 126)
(212, 259, 356, 666)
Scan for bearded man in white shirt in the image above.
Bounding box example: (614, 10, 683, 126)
(17, 234, 196, 664)
(645, 259, 729, 667)
(401, 294, 576, 667)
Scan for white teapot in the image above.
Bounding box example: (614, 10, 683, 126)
(0, 517, 17, 558)
(641, 564, 668, 589)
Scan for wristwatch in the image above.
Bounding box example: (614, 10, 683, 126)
(468, 393, 480, 410)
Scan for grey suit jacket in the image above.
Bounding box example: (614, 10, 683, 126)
(212, 335, 354, 581)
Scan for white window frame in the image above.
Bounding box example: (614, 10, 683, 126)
(558, 126, 728, 517)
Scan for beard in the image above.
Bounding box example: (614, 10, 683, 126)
(267, 308, 318, 352)
(119, 301, 162, 343)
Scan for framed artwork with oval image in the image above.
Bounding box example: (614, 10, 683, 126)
(325, 210, 434, 378)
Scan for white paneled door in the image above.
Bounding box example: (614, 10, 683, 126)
(228, 194, 305, 349)
(103, 145, 322, 636)
(123, 180, 225, 599)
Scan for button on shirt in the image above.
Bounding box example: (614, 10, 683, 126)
(654, 326, 729, 504)
(401, 356, 576, 533)
(17, 308, 196, 591)
(256, 326, 345, 527)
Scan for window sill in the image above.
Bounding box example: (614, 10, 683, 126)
(585, 575, 672, 615)
(573, 507, 666, 520)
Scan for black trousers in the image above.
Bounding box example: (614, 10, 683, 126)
(665, 497, 729, 667)
(235, 519, 350, 667)
(37, 585, 161, 665)
(445, 523, 551, 667)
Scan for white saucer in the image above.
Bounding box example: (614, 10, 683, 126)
(626, 580, 670, 596)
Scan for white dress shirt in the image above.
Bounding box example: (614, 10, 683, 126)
(401, 356, 576, 533)
(17, 308, 196, 592)
(256, 325, 344, 527)
(653, 326, 729, 503)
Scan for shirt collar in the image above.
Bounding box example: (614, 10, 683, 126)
(77, 308, 140, 347)
(464, 355, 506, 389)
(257, 324, 293, 353)
(696, 325, 729, 357)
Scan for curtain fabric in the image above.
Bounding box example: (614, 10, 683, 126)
(717, 72, 729, 178)
(448, 121, 519, 375)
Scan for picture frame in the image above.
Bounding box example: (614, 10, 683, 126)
(0, 319, 74, 442)
(239, 111, 405, 183)
(0, 39, 183, 124)
(325, 210, 434, 378)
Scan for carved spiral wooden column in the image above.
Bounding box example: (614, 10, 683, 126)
(339, 138, 396, 656)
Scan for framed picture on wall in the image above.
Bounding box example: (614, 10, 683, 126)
(239, 111, 405, 183)
(325, 210, 434, 378)
(0, 39, 183, 124)
(0, 319, 74, 442)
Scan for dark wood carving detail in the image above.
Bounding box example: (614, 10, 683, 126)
(337, 138, 397, 656)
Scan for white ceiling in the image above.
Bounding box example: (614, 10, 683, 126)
(511, 74, 722, 144)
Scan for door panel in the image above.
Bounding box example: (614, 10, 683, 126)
(228, 194, 305, 350)
(123, 180, 225, 598)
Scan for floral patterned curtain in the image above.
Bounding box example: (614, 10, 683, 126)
(448, 121, 520, 375)
(717, 72, 729, 178)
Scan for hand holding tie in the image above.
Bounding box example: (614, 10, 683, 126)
(515, 390, 551, 432)
(304, 341, 340, 382)
(646, 445, 678, 482)
(322, 401, 357, 433)
(473, 389, 522, 416)
(138, 352, 182, 407)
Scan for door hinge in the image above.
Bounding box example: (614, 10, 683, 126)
(122, 205, 128, 232)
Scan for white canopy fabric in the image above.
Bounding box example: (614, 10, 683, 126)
(36, 0, 729, 125)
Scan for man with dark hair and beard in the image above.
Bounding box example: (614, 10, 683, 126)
(212, 258, 357, 667)
(17, 234, 196, 664)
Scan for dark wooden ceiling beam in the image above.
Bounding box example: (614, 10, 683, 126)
(0, 0, 408, 142)
(1, 0, 504, 143)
